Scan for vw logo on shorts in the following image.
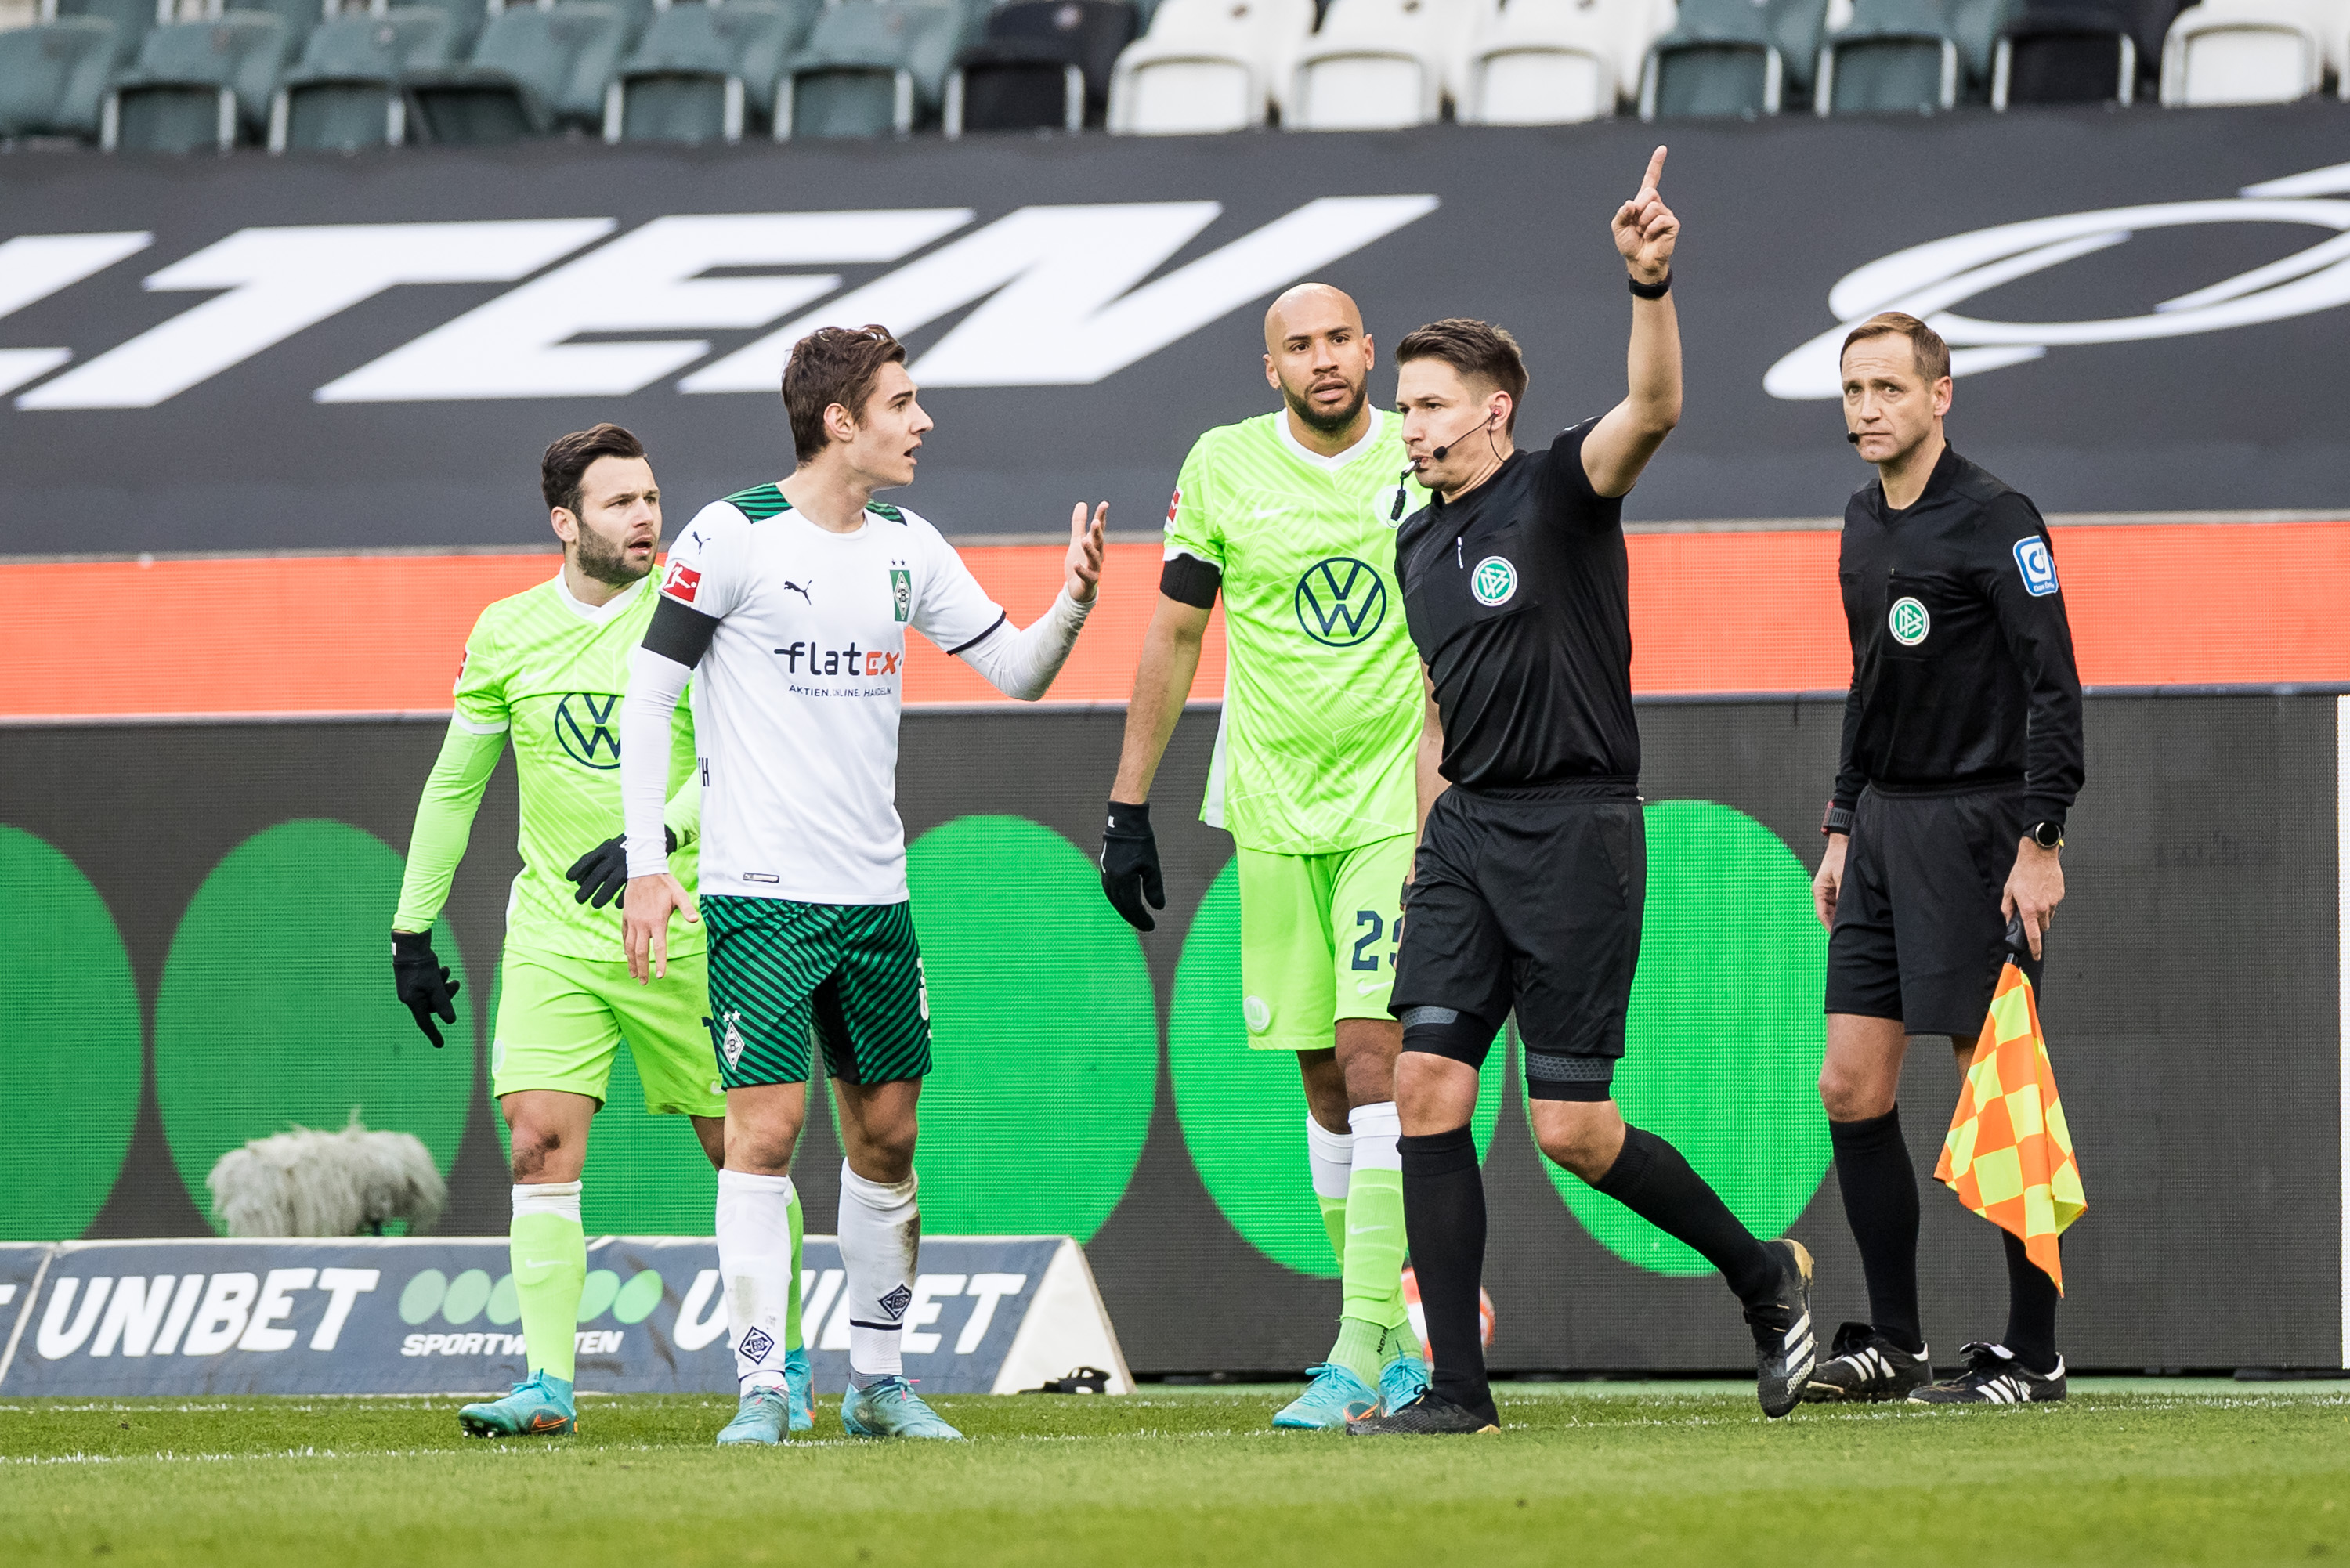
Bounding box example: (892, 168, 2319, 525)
(555, 692, 624, 769)
(1888, 597, 1931, 646)
(1471, 556, 1517, 607)
(1294, 556, 1387, 647)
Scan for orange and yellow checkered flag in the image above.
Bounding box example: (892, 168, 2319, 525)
(1933, 958, 2085, 1292)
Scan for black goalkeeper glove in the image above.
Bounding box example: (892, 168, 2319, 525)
(1099, 800, 1164, 932)
(391, 929, 460, 1049)
(567, 827, 675, 910)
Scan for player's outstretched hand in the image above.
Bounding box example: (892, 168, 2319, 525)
(624, 870, 699, 983)
(391, 929, 460, 1048)
(1612, 145, 1678, 284)
(1065, 502, 1108, 604)
(1100, 800, 1164, 932)
(567, 828, 675, 909)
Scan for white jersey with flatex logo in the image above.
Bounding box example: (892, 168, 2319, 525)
(631, 482, 1010, 905)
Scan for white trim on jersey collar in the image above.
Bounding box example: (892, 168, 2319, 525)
(1274, 406, 1386, 471)
(551, 568, 648, 626)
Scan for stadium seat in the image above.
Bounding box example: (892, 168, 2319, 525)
(403, 0, 623, 140)
(1942, 0, 2007, 91)
(1106, 0, 1308, 132)
(1455, 0, 1618, 123)
(267, 5, 452, 150)
(377, 0, 490, 50)
(774, 0, 961, 138)
(602, 0, 803, 142)
(944, 0, 1134, 136)
(43, 0, 163, 58)
(1993, 0, 2137, 104)
(102, 13, 288, 150)
(1287, 0, 1448, 128)
(1758, 0, 1831, 101)
(223, 0, 332, 44)
(1815, 0, 1959, 112)
(2159, 0, 2323, 101)
(556, 0, 653, 45)
(0, 17, 122, 138)
(1640, 0, 1784, 117)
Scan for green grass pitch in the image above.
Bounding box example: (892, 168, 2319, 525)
(5, 1382, 2348, 1566)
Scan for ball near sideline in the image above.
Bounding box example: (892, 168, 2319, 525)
(1401, 1266, 1494, 1360)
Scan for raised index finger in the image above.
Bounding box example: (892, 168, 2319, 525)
(1637, 145, 1667, 198)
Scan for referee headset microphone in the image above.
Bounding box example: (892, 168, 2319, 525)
(1391, 408, 1506, 521)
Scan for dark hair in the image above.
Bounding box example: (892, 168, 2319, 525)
(783, 324, 908, 463)
(540, 423, 647, 515)
(1394, 318, 1529, 434)
(1841, 311, 1952, 384)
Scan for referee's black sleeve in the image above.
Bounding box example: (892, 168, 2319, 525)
(1831, 682, 1866, 814)
(1977, 496, 2085, 828)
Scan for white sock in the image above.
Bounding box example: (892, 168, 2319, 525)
(715, 1169, 797, 1394)
(1306, 1115, 1354, 1203)
(511, 1180, 582, 1222)
(837, 1161, 920, 1386)
(1347, 1103, 1401, 1173)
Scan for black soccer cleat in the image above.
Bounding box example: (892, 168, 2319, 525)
(1802, 1321, 1934, 1404)
(1909, 1342, 2066, 1406)
(1744, 1237, 1817, 1419)
(1345, 1388, 1499, 1436)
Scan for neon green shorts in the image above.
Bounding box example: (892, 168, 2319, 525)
(491, 946, 727, 1118)
(1235, 834, 1413, 1052)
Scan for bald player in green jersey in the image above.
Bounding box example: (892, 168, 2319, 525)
(390, 424, 804, 1440)
(1101, 284, 1434, 1429)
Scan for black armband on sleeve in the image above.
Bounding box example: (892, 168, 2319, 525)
(643, 593, 721, 667)
(1159, 553, 1222, 609)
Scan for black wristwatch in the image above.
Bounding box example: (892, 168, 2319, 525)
(1820, 802, 1853, 837)
(2026, 821, 2065, 851)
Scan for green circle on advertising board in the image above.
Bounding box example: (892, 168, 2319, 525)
(0, 827, 142, 1240)
(612, 1269, 664, 1324)
(577, 1268, 620, 1323)
(400, 1270, 447, 1325)
(442, 1268, 493, 1324)
(486, 1274, 520, 1326)
(155, 822, 475, 1230)
(1542, 801, 1830, 1275)
(903, 816, 1157, 1241)
(1170, 859, 1505, 1278)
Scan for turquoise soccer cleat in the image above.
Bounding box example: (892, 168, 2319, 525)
(457, 1371, 576, 1438)
(1377, 1351, 1432, 1415)
(1272, 1363, 1380, 1429)
(716, 1387, 789, 1447)
(840, 1377, 965, 1440)
(784, 1346, 812, 1433)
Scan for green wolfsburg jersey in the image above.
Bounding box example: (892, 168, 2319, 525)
(1166, 408, 1428, 855)
(398, 573, 703, 961)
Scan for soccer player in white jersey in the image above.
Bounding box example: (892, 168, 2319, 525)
(617, 324, 1106, 1445)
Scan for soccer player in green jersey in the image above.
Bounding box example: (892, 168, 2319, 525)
(1101, 284, 1433, 1429)
(390, 425, 804, 1439)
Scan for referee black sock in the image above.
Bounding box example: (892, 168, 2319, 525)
(1596, 1125, 1777, 1305)
(1398, 1124, 1493, 1421)
(2001, 1229, 2061, 1375)
(1829, 1107, 1925, 1354)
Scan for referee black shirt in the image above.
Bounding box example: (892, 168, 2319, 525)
(1396, 419, 1637, 793)
(1834, 444, 2084, 829)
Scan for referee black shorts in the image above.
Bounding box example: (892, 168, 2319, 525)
(1826, 782, 2044, 1039)
(1391, 782, 1642, 1100)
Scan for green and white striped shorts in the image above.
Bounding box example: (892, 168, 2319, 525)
(701, 895, 933, 1088)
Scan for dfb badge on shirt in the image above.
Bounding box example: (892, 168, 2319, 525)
(2012, 537, 2059, 598)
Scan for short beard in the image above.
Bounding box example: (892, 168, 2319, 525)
(1282, 378, 1366, 437)
(573, 526, 649, 588)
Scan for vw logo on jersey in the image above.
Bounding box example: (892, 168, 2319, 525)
(1889, 597, 1932, 646)
(555, 692, 623, 769)
(1294, 556, 1388, 647)
(1470, 556, 1517, 607)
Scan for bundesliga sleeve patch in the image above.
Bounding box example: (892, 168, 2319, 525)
(662, 560, 703, 602)
(2012, 537, 2059, 597)
(1165, 489, 1180, 526)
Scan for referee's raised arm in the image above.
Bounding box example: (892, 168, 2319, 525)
(1581, 146, 1683, 500)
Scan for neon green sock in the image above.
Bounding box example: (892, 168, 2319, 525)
(1318, 1194, 1347, 1273)
(1329, 1166, 1408, 1383)
(511, 1209, 587, 1383)
(784, 1183, 806, 1352)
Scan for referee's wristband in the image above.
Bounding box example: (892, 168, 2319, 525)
(1629, 270, 1672, 300)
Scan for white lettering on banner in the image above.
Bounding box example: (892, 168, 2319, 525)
(151, 1274, 204, 1357)
(901, 1274, 967, 1355)
(36, 1278, 110, 1359)
(15, 220, 615, 410)
(0, 1285, 14, 1307)
(678, 196, 1440, 394)
(181, 1272, 258, 1357)
(316, 210, 972, 403)
(0, 232, 152, 397)
(310, 1267, 379, 1351)
(90, 1274, 176, 1357)
(674, 1268, 728, 1352)
(1765, 168, 2350, 399)
(237, 1268, 316, 1353)
(956, 1274, 1028, 1356)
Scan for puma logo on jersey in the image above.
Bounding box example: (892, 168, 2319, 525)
(781, 579, 812, 603)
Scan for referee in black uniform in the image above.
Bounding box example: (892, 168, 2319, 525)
(1350, 149, 1817, 1436)
(1801, 312, 2084, 1408)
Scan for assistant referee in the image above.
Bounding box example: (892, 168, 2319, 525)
(1804, 312, 2084, 1408)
